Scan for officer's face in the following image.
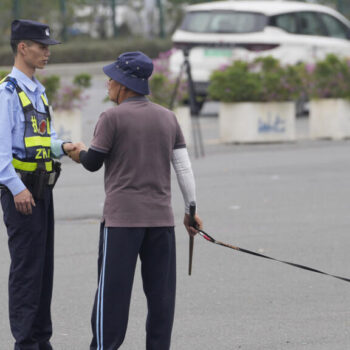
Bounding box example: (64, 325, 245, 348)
(21, 41, 51, 70)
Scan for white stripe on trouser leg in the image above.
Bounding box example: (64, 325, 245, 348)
(96, 227, 108, 349)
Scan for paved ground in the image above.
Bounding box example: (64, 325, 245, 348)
(1, 70, 350, 349)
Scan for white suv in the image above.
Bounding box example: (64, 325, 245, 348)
(170, 0, 350, 95)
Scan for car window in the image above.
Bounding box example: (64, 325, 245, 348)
(181, 11, 267, 33)
(297, 12, 326, 36)
(270, 13, 298, 33)
(319, 13, 348, 39)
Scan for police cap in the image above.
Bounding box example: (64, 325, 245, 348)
(11, 19, 60, 45)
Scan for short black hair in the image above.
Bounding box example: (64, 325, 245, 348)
(10, 39, 33, 55)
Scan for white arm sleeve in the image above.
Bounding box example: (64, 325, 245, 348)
(171, 148, 196, 214)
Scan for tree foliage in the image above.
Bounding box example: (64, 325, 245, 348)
(0, 0, 90, 44)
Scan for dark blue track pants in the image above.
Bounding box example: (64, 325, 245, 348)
(1, 189, 54, 350)
(90, 224, 176, 350)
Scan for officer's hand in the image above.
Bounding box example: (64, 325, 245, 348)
(63, 142, 76, 155)
(14, 189, 36, 215)
(184, 213, 202, 237)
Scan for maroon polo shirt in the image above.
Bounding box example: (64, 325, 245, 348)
(91, 96, 186, 227)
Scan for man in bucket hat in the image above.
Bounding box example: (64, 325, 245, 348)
(0, 19, 75, 350)
(69, 51, 203, 349)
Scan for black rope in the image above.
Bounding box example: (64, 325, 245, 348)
(197, 229, 350, 283)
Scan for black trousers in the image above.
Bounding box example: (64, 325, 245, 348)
(90, 224, 176, 350)
(1, 189, 54, 350)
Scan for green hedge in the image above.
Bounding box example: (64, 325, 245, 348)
(0, 38, 172, 66)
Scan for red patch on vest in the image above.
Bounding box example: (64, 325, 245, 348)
(39, 120, 47, 135)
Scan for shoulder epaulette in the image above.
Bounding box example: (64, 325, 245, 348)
(0, 76, 18, 94)
(5, 76, 18, 94)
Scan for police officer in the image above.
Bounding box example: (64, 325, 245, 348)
(69, 51, 203, 350)
(0, 20, 75, 350)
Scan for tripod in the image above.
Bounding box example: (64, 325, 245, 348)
(169, 48, 205, 158)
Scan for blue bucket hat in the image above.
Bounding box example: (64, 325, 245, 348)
(103, 51, 154, 95)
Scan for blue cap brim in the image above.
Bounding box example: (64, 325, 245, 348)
(32, 38, 61, 45)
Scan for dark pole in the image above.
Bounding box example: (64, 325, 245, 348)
(183, 48, 205, 158)
(111, 0, 117, 38)
(169, 47, 205, 158)
(12, 0, 20, 19)
(336, 0, 343, 13)
(156, 0, 165, 38)
(59, 0, 67, 41)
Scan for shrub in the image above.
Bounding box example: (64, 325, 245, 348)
(255, 56, 304, 102)
(0, 70, 9, 80)
(36, 73, 92, 111)
(0, 70, 90, 110)
(0, 38, 172, 66)
(208, 61, 262, 102)
(149, 49, 187, 108)
(37, 75, 60, 103)
(307, 54, 350, 99)
(208, 57, 304, 102)
(73, 73, 92, 89)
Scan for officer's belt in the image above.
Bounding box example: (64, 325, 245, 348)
(0, 171, 57, 191)
(0, 164, 61, 197)
(16, 170, 57, 186)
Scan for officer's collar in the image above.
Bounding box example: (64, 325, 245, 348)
(10, 67, 45, 94)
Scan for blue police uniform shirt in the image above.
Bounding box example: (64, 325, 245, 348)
(0, 67, 65, 196)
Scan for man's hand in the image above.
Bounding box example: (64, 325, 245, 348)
(184, 213, 203, 237)
(14, 188, 35, 215)
(68, 142, 88, 163)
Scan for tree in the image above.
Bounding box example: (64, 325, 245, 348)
(0, 0, 93, 44)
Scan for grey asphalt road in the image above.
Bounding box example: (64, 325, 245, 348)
(1, 72, 350, 350)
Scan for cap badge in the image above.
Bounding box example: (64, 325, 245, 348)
(45, 28, 50, 37)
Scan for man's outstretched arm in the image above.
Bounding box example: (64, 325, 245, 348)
(68, 142, 106, 172)
(171, 148, 202, 235)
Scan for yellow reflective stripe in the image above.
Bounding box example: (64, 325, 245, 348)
(47, 118, 51, 135)
(41, 94, 48, 106)
(0, 76, 7, 84)
(12, 159, 52, 172)
(18, 91, 31, 107)
(12, 159, 37, 171)
(25, 136, 51, 148)
(44, 161, 52, 172)
(46, 161, 52, 172)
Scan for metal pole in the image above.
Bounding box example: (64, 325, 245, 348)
(12, 0, 20, 20)
(111, 0, 117, 38)
(59, 0, 67, 41)
(336, 0, 343, 14)
(183, 48, 205, 158)
(156, 0, 165, 38)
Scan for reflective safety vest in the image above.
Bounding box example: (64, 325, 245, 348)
(0, 76, 53, 172)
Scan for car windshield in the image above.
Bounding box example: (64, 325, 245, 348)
(181, 10, 267, 33)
